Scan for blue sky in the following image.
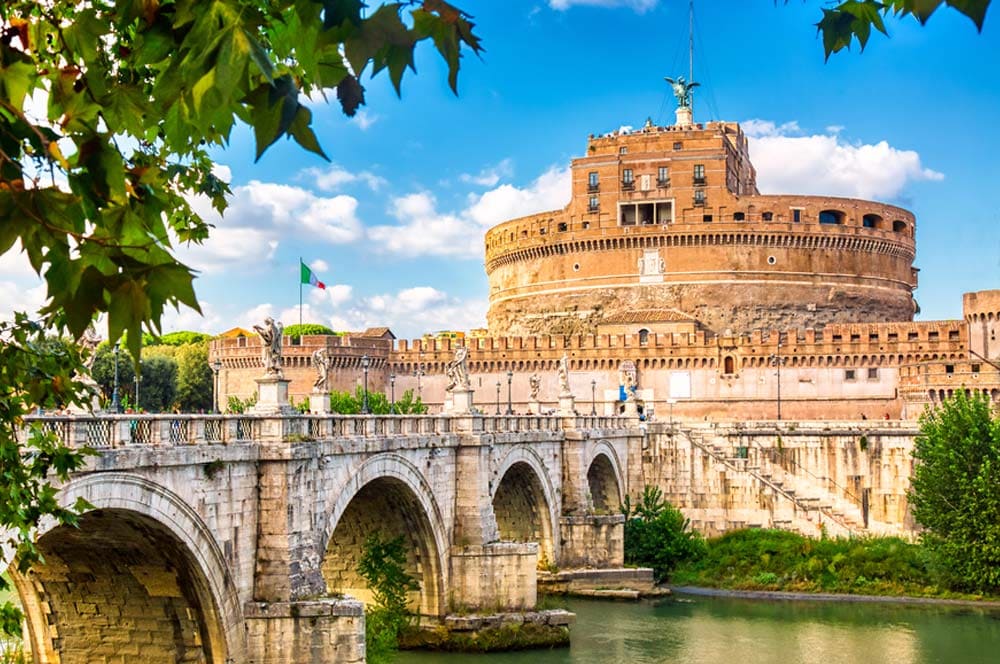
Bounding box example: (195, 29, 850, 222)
(2, 1, 998, 339)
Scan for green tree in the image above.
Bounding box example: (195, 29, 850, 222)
(909, 391, 1000, 592)
(394, 389, 428, 414)
(0, 0, 479, 638)
(157, 331, 212, 347)
(283, 323, 340, 340)
(357, 533, 419, 664)
(327, 387, 425, 414)
(807, 0, 991, 58)
(622, 485, 706, 582)
(174, 342, 213, 412)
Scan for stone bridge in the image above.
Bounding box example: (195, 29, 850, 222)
(10, 412, 640, 663)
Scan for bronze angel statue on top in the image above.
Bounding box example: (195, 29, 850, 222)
(665, 76, 699, 109)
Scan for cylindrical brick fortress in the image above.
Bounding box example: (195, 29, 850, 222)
(485, 121, 917, 336)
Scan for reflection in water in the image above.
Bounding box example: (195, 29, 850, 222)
(397, 595, 1000, 664)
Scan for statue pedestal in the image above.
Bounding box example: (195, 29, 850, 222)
(528, 399, 542, 415)
(675, 106, 693, 127)
(558, 394, 576, 416)
(309, 392, 331, 414)
(68, 377, 102, 413)
(449, 389, 474, 415)
(252, 376, 296, 415)
(622, 399, 639, 418)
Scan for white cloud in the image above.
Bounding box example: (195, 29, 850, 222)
(309, 258, 329, 272)
(368, 166, 570, 258)
(549, 0, 658, 11)
(240, 286, 486, 339)
(746, 120, 944, 200)
(179, 179, 363, 273)
(459, 158, 514, 187)
(351, 110, 379, 131)
(0, 280, 47, 320)
(306, 165, 386, 192)
(159, 301, 224, 335)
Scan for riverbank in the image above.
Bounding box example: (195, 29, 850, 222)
(671, 585, 1000, 608)
(667, 528, 996, 602)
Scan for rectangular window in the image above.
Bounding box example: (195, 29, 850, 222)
(845, 369, 856, 381)
(619, 146, 628, 155)
(869, 333, 879, 342)
(694, 190, 706, 206)
(972, 363, 982, 373)
(762, 212, 773, 221)
(888, 332, 898, 341)
(658, 166, 668, 183)
(673, 141, 682, 150)
(588, 171, 599, 191)
(623, 168, 633, 183)
(949, 330, 960, 340)
(693, 164, 705, 185)
(850, 334, 860, 342)
(945, 364, 955, 374)
(588, 195, 599, 212)
(792, 209, 802, 223)
(557, 222, 567, 232)
(867, 368, 879, 380)
(907, 332, 919, 341)
(928, 331, 939, 341)
(702, 214, 713, 222)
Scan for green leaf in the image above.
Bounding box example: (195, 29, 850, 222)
(0, 58, 39, 111)
(946, 0, 991, 28)
(336, 74, 365, 116)
(288, 105, 329, 161)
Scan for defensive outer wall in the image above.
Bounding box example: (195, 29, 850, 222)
(211, 290, 1000, 421)
(9, 408, 967, 662)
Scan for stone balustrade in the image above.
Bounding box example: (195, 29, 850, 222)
(21, 411, 634, 449)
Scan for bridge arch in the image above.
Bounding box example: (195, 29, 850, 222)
(321, 454, 447, 617)
(8, 473, 242, 664)
(491, 446, 559, 566)
(586, 441, 625, 512)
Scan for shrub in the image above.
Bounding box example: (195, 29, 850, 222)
(622, 486, 706, 582)
(358, 533, 419, 664)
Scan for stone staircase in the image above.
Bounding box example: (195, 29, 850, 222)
(680, 427, 866, 537)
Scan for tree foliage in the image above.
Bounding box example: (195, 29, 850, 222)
(0, 316, 93, 637)
(0, 0, 482, 360)
(173, 341, 213, 412)
(807, 0, 991, 58)
(622, 485, 706, 582)
(283, 323, 340, 339)
(328, 387, 426, 414)
(909, 391, 1000, 592)
(357, 532, 419, 664)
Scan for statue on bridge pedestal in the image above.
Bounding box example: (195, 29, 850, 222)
(254, 317, 284, 378)
(529, 373, 541, 401)
(557, 354, 572, 397)
(312, 348, 331, 392)
(445, 346, 470, 393)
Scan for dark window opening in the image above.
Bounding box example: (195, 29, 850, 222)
(949, 330, 960, 340)
(863, 213, 882, 229)
(868, 368, 879, 380)
(892, 219, 907, 233)
(907, 332, 919, 341)
(588, 171, 599, 192)
(972, 364, 982, 373)
(792, 209, 802, 223)
(819, 209, 844, 225)
(888, 333, 898, 342)
(724, 356, 735, 374)
(693, 164, 706, 186)
(733, 212, 745, 221)
(703, 214, 713, 222)
(557, 222, 568, 232)
(639, 329, 649, 345)
(845, 369, 856, 381)
(945, 364, 955, 374)
(589, 195, 599, 212)
(762, 211, 774, 221)
(657, 166, 669, 187)
(928, 331, 939, 341)
(673, 141, 682, 150)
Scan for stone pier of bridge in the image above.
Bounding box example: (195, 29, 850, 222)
(10, 412, 640, 663)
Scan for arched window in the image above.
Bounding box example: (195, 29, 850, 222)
(723, 356, 735, 374)
(819, 209, 844, 225)
(638, 329, 649, 346)
(892, 219, 908, 233)
(862, 213, 882, 229)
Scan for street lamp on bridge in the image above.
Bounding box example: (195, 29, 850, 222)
(361, 355, 370, 414)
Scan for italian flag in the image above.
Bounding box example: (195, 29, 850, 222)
(300, 261, 326, 289)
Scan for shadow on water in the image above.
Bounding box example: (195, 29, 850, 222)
(397, 594, 1000, 664)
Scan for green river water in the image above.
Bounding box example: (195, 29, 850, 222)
(398, 595, 1000, 664)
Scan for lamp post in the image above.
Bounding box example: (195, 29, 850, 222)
(590, 379, 597, 416)
(666, 398, 677, 438)
(112, 341, 121, 413)
(414, 364, 425, 400)
(505, 370, 513, 415)
(211, 359, 222, 413)
(135, 359, 142, 412)
(361, 355, 370, 414)
(769, 341, 786, 421)
(495, 381, 502, 415)
(389, 373, 396, 414)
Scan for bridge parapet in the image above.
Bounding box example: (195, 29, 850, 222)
(23, 412, 635, 449)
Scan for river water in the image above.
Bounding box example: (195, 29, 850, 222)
(398, 594, 1000, 664)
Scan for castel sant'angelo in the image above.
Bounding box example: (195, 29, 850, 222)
(211, 85, 1000, 420)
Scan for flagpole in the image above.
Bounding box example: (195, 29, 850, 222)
(299, 257, 303, 327)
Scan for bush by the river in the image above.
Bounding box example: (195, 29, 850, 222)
(669, 529, 954, 597)
(623, 486, 706, 582)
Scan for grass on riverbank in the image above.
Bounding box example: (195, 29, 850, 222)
(669, 529, 993, 600)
